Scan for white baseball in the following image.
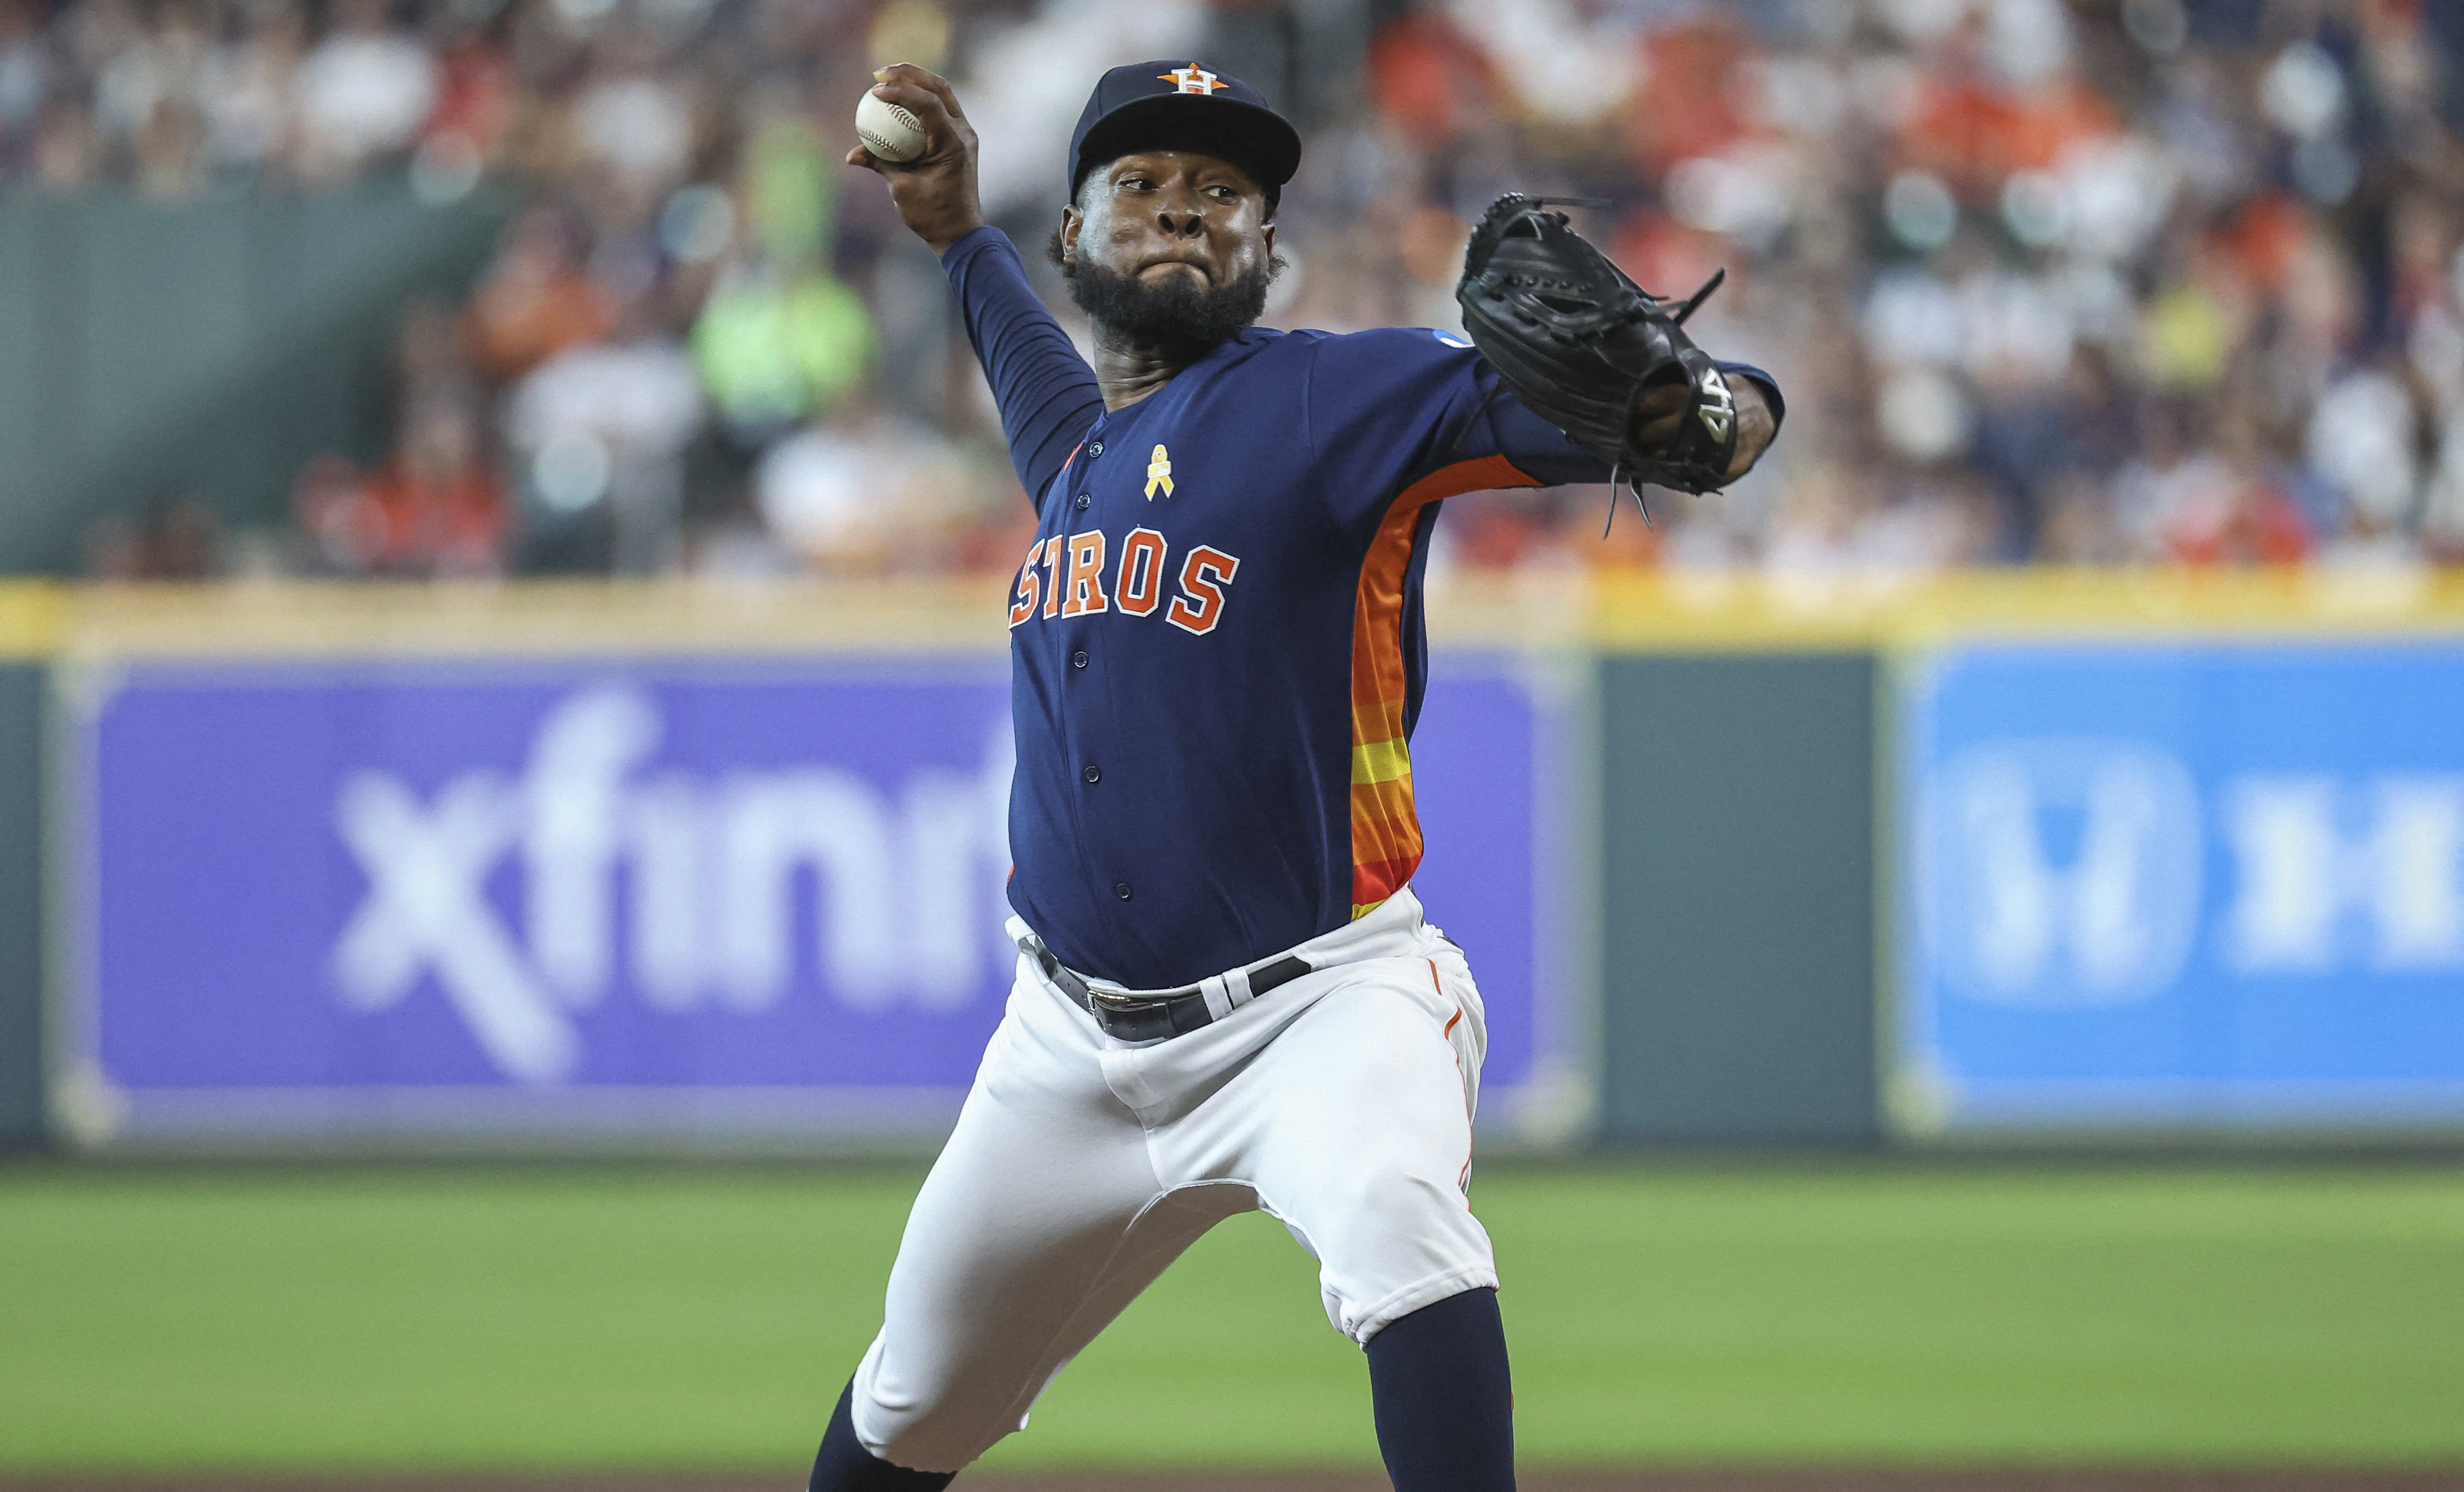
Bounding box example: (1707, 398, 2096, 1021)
(856, 92, 928, 163)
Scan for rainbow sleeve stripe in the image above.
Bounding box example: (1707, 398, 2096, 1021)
(1348, 454, 1539, 917)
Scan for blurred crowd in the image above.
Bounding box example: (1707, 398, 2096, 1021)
(19, 0, 2464, 579)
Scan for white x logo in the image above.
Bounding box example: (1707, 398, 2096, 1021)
(331, 770, 577, 1084)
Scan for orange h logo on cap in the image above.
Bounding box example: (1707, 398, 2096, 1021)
(1158, 64, 1227, 95)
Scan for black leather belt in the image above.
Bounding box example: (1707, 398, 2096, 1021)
(1030, 943, 1313, 1042)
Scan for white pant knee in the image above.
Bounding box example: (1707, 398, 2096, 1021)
(847, 1333, 1025, 1475)
(1280, 1163, 1497, 1345)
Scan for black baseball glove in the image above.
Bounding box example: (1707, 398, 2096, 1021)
(1455, 192, 1740, 526)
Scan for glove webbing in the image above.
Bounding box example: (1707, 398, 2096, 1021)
(1451, 270, 1728, 534)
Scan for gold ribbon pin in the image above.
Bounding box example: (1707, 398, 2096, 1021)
(1145, 445, 1174, 500)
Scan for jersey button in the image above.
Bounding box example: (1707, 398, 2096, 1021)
(1071, 649, 1089, 669)
(1082, 764, 1102, 784)
(1088, 441, 1104, 457)
(1074, 493, 1090, 510)
(1113, 881, 1133, 901)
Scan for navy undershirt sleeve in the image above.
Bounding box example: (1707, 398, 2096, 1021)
(940, 226, 1104, 515)
(1301, 328, 1789, 544)
(1723, 362, 1787, 427)
(1470, 359, 1786, 485)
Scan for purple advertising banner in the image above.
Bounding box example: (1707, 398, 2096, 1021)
(70, 656, 1556, 1145)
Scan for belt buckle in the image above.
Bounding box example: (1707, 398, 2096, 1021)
(1087, 980, 1179, 1018)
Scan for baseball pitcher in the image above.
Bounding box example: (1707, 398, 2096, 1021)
(809, 59, 1783, 1492)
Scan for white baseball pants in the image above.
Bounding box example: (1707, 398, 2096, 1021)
(846, 887, 1494, 1474)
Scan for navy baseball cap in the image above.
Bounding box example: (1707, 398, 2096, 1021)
(1067, 61, 1303, 210)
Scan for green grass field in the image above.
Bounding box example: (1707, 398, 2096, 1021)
(2, 1162, 2461, 1473)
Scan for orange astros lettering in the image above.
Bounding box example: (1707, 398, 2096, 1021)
(1040, 536, 1066, 619)
(1166, 546, 1240, 636)
(1016, 532, 1240, 634)
(1010, 539, 1046, 628)
(1060, 532, 1111, 616)
(1114, 528, 1168, 616)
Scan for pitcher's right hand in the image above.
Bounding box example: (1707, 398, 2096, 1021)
(848, 64, 984, 258)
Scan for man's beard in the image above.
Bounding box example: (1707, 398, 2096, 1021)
(1068, 257, 1275, 360)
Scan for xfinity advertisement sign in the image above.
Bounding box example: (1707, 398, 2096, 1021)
(1900, 643, 2464, 1133)
(324, 684, 1012, 1085)
(69, 660, 1554, 1146)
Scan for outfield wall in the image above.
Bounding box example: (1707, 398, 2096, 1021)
(1595, 652, 1878, 1145)
(0, 190, 511, 574)
(3, 574, 2462, 1152)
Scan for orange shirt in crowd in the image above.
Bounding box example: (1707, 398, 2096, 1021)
(1903, 73, 2116, 195)
(1366, 13, 1503, 149)
(463, 269, 615, 381)
(301, 455, 508, 576)
(358, 460, 508, 574)
(424, 37, 516, 154)
(1626, 21, 1757, 170)
(2163, 479, 2313, 567)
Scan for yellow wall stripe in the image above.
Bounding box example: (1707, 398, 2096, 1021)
(0, 582, 67, 660)
(1466, 567, 2464, 653)
(3, 569, 2458, 668)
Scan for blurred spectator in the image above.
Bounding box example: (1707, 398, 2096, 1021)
(199, 0, 306, 176)
(693, 263, 874, 439)
(689, 117, 877, 440)
(0, 0, 46, 165)
(346, 400, 509, 575)
(754, 404, 976, 575)
(22, 0, 2464, 582)
(503, 318, 704, 573)
(464, 206, 616, 381)
(89, 493, 226, 579)
(1365, 11, 1503, 151)
(292, 0, 435, 181)
(572, 46, 692, 195)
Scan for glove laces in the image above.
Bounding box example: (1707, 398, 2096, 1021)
(1603, 463, 1652, 536)
(1604, 266, 1728, 538)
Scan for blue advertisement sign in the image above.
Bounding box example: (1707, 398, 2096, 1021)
(1900, 641, 2464, 1132)
(69, 656, 1553, 1145)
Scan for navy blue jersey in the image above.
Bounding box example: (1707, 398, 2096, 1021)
(945, 227, 1779, 988)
